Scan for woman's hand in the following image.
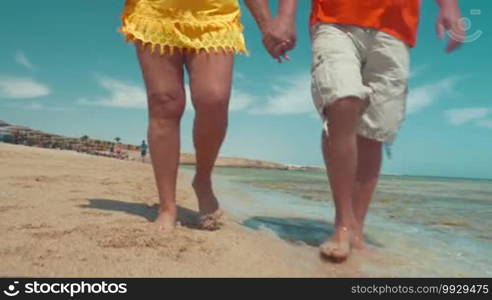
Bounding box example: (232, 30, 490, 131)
(262, 16, 297, 63)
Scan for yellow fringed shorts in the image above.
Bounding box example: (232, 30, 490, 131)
(120, 0, 247, 55)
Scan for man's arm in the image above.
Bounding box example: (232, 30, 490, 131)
(278, 0, 298, 23)
(435, 0, 464, 53)
(276, 0, 298, 46)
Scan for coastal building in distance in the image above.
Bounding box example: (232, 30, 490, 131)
(0, 120, 323, 170)
(0, 120, 137, 159)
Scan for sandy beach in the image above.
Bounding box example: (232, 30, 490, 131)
(0, 143, 381, 277)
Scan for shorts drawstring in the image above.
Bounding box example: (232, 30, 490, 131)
(384, 142, 393, 160)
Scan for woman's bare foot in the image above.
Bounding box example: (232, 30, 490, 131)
(320, 226, 352, 262)
(192, 176, 223, 230)
(351, 230, 367, 250)
(153, 209, 177, 232)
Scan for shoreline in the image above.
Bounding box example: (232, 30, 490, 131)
(0, 120, 325, 172)
(3, 121, 490, 181)
(208, 165, 492, 277)
(2, 143, 490, 277)
(0, 143, 365, 277)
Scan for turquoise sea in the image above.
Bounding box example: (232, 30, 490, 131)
(204, 167, 492, 277)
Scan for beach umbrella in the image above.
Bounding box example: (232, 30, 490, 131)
(6, 125, 30, 132)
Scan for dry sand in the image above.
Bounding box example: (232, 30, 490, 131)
(0, 143, 390, 277)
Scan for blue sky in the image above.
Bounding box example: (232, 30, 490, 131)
(0, 0, 491, 179)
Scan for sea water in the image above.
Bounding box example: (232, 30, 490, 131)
(206, 167, 492, 277)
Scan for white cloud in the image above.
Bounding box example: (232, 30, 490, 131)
(445, 108, 490, 125)
(3, 101, 75, 112)
(15, 51, 35, 70)
(409, 65, 428, 79)
(444, 107, 492, 129)
(250, 73, 312, 115)
(184, 86, 255, 112)
(25, 102, 44, 110)
(242, 73, 459, 117)
(248, 71, 456, 116)
(79, 72, 459, 118)
(477, 119, 492, 129)
(9, 101, 71, 111)
(234, 72, 246, 81)
(78, 76, 147, 108)
(407, 77, 458, 115)
(81, 76, 255, 112)
(230, 89, 255, 111)
(0, 75, 50, 99)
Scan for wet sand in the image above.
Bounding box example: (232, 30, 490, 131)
(0, 143, 386, 277)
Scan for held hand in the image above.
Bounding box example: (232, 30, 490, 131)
(436, 6, 464, 53)
(263, 38, 293, 63)
(261, 16, 297, 62)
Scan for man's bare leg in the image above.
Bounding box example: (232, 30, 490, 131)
(136, 44, 186, 231)
(185, 50, 234, 229)
(321, 97, 364, 261)
(352, 135, 382, 249)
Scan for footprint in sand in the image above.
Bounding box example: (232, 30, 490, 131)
(31, 229, 77, 239)
(0, 191, 16, 199)
(10, 182, 34, 189)
(68, 197, 84, 202)
(18, 223, 51, 230)
(0, 205, 24, 213)
(81, 211, 113, 217)
(35, 176, 51, 182)
(100, 178, 119, 186)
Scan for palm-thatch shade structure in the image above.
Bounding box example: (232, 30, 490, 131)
(1, 122, 140, 159)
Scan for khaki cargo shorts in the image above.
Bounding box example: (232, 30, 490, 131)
(311, 23, 410, 142)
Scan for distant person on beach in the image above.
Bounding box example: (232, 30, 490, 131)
(114, 143, 122, 159)
(246, 0, 464, 261)
(140, 140, 148, 162)
(120, 0, 247, 231)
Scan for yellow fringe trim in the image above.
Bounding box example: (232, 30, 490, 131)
(119, 13, 248, 55)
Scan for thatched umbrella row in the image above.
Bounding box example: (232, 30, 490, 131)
(1, 123, 139, 159)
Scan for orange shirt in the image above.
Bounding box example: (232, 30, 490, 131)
(310, 0, 421, 47)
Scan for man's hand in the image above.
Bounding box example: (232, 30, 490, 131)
(262, 16, 297, 63)
(436, 0, 464, 53)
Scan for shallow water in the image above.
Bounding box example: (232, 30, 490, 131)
(202, 167, 492, 277)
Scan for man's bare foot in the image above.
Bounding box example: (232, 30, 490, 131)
(198, 210, 224, 231)
(192, 176, 223, 230)
(320, 226, 352, 262)
(192, 177, 220, 213)
(352, 235, 378, 253)
(153, 209, 177, 232)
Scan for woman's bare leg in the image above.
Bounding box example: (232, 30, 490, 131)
(352, 136, 382, 249)
(321, 97, 364, 261)
(184, 50, 233, 219)
(136, 44, 186, 231)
